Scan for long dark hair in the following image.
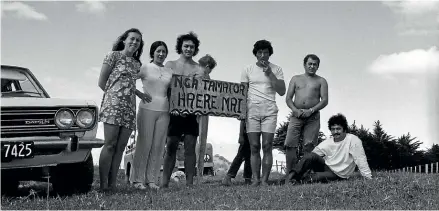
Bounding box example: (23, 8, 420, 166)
(112, 28, 144, 64)
(149, 41, 168, 63)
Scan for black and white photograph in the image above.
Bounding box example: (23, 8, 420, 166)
(1, 0, 438, 210)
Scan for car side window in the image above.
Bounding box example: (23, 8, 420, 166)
(1, 80, 18, 92)
(19, 78, 37, 92)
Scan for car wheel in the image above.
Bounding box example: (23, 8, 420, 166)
(1, 172, 19, 196)
(52, 153, 94, 196)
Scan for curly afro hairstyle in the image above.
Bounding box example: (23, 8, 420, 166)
(175, 31, 200, 56)
(328, 113, 349, 132)
(252, 39, 273, 56)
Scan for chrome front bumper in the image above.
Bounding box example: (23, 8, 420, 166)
(1, 136, 104, 149)
(1, 136, 103, 169)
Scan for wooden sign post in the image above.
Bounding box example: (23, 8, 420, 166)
(169, 75, 248, 119)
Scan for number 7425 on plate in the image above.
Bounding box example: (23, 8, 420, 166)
(1, 141, 34, 159)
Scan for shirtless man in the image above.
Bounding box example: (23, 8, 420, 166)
(161, 32, 202, 187)
(284, 54, 328, 180)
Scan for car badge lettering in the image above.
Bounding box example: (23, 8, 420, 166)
(25, 119, 51, 125)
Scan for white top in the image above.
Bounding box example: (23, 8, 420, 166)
(313, 133, 373, 179)
(240, 63, 284, 102)
(138, 63, 173, 111)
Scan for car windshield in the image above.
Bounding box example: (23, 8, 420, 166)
(1, 67, 44, 98)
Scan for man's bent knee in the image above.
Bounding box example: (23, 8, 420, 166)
(303, 152, 320, 160)
(303, 143, 315, 153)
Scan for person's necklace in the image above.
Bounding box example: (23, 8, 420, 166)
(154, 62, 164, 79)
(156, 66, 164, 79)
(158, 69, 164, 79)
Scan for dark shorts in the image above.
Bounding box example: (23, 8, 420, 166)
(168, 114, 199, 137)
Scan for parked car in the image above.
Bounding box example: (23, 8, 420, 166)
(1, 65, 104, 195)
(123, 130, 214, 183)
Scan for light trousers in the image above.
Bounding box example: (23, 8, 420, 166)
(129, 108, 170, 185)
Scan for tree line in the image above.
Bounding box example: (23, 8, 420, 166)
(273, 113, 439, 171)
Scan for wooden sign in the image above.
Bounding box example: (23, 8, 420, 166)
(169, 75, 248, 119)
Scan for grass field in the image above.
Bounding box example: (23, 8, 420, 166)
(1, 168, 438, 210)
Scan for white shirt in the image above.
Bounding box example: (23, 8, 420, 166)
(138, 63, 173, 111)
(240, 63, 284, 102)
(313, 133, 372, 179)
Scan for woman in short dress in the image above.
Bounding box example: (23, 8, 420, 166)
(130, 41, 173, 190)
(97, 28, 151, 192)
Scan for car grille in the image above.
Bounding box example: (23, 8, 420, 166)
(1, 106, 96, 138)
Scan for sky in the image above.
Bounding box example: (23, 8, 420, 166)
(2, 1, 439, 165)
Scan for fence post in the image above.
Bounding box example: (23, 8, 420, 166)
(425, 164, 428, 174)
(437, 162, 439, 173)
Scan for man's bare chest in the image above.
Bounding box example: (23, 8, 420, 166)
(174, 64, 198, 76)
(295, 80, 320, 91)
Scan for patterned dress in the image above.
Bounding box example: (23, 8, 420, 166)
(98, 51, 141, 130)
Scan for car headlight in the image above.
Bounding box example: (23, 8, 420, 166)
(76, 109, 95, 128)
(55, 109, 74, 129)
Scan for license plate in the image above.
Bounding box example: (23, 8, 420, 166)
(1, 141, 34, 160)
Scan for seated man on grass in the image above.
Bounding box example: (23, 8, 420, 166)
(286, 113, 372, 184)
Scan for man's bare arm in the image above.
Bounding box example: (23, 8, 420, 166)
(267, 71, 286, 96)
(310, 77, 328, 112)
(285, 77, 299, 113)
(239, 82, 249, 120)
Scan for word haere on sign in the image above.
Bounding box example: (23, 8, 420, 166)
(169, 75, 248, 119)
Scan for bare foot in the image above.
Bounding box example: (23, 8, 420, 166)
(133, 182, 147, 190)
(251, 180, 261, 187)
(195, 176, 204, 185)
(222, 176, 232, 186)
(261, 181, 269, 186)
(148, 183, 160, 190)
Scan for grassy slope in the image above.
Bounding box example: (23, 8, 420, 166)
(1, 170, 438, 210)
